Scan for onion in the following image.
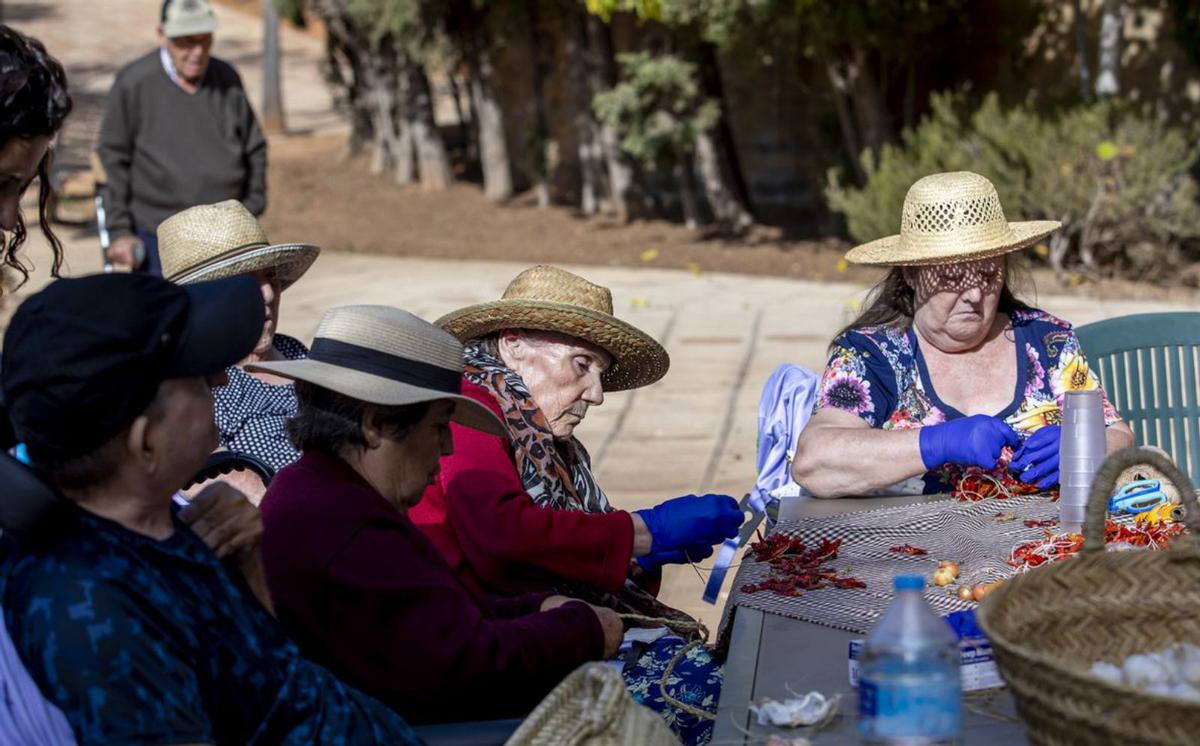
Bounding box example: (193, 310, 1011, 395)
(937, 560, 960, 578)
(932, 567, 956, 586)
(956, 585, 974, 602)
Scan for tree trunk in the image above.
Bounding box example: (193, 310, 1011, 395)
(408, 62, 454, 190)
(1096, 0, 1124, 97)
(674, 161, 700, 231)
(586, 14, 633, 220)
(694, 130, 752, 234)
(365, 38, 404, 178)
(1073, 0, 1092, 100)
(446, 69, 474, 161)
(568, 5, 605, 216)
(694, 40, 753, 222)
(312, 0, 372, 157)
(825, 61, 866, 184)
(393, 77, 417, 187)
(526, 0, 551, 208)
(261, 0, 286, 134)
(848, 46, 892, 156)
(467, 38, 513, 202)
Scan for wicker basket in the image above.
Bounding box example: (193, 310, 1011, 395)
(977, 447, 1200, 746)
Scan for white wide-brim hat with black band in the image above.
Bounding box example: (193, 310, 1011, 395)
(844, 171, 1062, 267)
(436, 265, 670, 392)
(245, 305, 504, 436)
(158, 200, 319, 291)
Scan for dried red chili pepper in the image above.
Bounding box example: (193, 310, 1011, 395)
(741, 533, 864, 597)
(1023, 518, 1058, 528)
(889, 544, 929, 556)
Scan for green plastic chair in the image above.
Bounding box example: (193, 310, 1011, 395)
(1075, 312, 1200, 487)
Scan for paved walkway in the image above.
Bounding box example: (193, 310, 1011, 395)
(7, 0, 1200, 625)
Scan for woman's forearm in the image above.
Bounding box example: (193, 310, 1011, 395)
(792, 426, 926, 498)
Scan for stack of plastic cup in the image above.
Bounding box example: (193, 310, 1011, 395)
(1058, 390, 1107, 533)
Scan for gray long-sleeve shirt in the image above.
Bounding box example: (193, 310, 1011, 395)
(97, 50, 267, 237)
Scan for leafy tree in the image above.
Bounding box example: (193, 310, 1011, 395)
(594, 52, 719, 228)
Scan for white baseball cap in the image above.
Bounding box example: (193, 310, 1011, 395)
(161, 0, 218, 38)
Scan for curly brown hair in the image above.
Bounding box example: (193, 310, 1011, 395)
(0, 25, 72, 288)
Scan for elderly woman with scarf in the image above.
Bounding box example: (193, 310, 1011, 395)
(410, 265, 742, 743)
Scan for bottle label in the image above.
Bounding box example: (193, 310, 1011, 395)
(859, 677, 961, 740)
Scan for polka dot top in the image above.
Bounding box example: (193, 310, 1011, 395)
(212, 334, 307, 472)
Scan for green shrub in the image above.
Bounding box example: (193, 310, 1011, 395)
(826, 93, 1200, 279)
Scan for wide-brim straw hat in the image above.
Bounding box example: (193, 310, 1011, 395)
(844, 171, 1062, 267)
(245, 305, 504, 436)
(158, 200, 319, 290)
(436, 265, 670, 392)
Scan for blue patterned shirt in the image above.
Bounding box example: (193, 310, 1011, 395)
(0, 505, 420, 745)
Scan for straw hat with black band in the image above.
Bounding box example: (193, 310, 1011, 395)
(844, 171, 1061, 267)
(246, 305, 504, 437)
(436, 265, 670, 392)
(158, 200, 319, 290)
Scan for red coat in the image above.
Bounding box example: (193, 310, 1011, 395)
(410, 380, 636, 596)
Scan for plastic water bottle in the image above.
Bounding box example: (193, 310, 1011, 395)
(858, 575, 962, 744)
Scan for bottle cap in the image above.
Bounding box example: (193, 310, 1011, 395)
(894, 574, 925, 591)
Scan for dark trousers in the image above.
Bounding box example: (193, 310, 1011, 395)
(135, 228, 162, 276)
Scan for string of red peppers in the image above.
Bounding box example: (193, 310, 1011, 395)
(1008, 520, 1184, 570)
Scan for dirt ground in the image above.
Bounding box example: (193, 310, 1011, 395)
(263, 133, 1200, 303)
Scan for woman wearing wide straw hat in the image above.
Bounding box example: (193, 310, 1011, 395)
(157, 199, 320, 490)
(792, 171, 1133, 498)
(411, 264, 740, 744)
(250, 305, 625, 725)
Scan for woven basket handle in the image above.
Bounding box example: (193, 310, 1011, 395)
(1081, 447, 1199, 555)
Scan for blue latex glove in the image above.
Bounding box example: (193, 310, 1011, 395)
(635, 542, 716, 573)
(918, 415, 1020, 470)
(1009, 424, 1061, 489)
(635, 494, 743, 554)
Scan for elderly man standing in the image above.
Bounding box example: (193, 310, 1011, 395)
(0, 274, 420, 745)
(98, 0, 267, 275)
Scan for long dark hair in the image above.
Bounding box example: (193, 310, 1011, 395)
(0, 25, 72, 287)
(835, 254, 1034, 342)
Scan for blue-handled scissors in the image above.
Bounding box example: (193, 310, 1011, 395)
(1109, 479, 1169, 514)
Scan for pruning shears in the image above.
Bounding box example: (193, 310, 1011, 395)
(1108, 479, 1170, 515)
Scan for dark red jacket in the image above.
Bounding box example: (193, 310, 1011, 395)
(410, 380, 636, 596)
(259, 450, 606, 724)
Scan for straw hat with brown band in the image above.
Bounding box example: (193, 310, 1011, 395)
(157, 200, 320, 290)
(844, 171, 1062, 267)
(436, 265, 670, 392)
(245, 305, 504, 437)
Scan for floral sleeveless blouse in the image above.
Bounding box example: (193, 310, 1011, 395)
(815, 307, 1120, 494)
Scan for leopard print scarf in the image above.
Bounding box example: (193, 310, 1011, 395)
(462, 342, 611, 514)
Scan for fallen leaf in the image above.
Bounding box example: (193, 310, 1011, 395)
(836, 258, 849, 273)
(640, 248, 660, 262)
(630, 296, 650, 308)
(684, 261, 703, 276)
(1033, 243, 1049, 258)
